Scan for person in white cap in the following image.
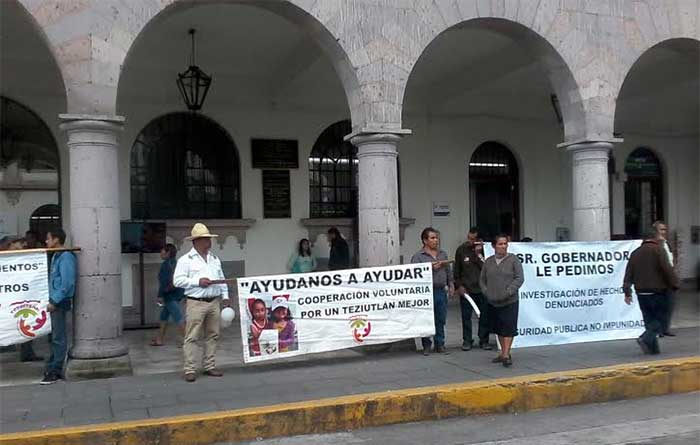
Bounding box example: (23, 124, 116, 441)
(173, 223, 230, 382)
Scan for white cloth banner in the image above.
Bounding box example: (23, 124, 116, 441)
(0, 251, 51, 346)
(237, 263, 435, 363)
(485, 240, 644, 348)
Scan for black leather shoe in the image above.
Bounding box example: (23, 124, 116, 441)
(435, 345, 450, 355)
(492, 355, 504, 363)
(662, 331, 676, 337)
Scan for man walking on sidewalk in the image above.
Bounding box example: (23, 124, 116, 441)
(41, 229, 76, 385)
(653, 221, 676, 337)
(454, 227, 491, 351)
(411, 227, 453, 355)
(623, 231, 679, 355)
(174, 223, 230, 382)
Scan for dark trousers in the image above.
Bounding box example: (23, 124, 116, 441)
(638, 293, 666, 354)
(19, 341, 38, 360)
(422, 288, 447, 349)
(46, 308, 68, 375)
(661, 291, 675, 333)
(459, 293, 489, 345)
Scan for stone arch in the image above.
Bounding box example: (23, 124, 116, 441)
(114, 0, 361, 126)
(400, 13, 586, 142)
(614, 37, 700, 136)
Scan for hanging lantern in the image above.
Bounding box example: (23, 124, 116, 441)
(176, 29, 212, 112)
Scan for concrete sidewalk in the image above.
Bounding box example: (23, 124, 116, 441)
(0, 325, 698, 436)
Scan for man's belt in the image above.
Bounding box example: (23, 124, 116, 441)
(186, 296, 221, 303)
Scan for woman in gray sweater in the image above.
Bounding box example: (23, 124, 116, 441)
(479, 235, 524, 367)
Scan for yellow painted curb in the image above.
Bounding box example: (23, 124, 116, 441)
(2, 356, 698, 445)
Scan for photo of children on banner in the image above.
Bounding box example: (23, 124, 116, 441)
(246, 295, 298, 357)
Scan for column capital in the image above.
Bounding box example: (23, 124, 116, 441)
(348, 132, 405, 159)
(59, 114, 125, 133)
(557, 138, 622, 150)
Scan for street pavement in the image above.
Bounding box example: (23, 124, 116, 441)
(0, 290, 698, 435)
(231, 392, 700, 445)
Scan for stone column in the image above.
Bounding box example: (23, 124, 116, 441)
(567, 141, 613, 241)
(350, 133, 402, 267)
(59, 115, 131, 378)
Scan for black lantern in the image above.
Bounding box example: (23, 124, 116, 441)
(176, 29, 212, 112)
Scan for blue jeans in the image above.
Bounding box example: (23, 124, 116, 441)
(637, 293, 665, 354)
(47, 308, 68, 375)
(422, 288, 447, 349)
(159, 298, 184, 324)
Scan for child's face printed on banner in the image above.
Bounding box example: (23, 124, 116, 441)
(252, 301, 267, 323)
(273, 307, 288, 321)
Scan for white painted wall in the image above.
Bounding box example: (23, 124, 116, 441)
(0, 190, 59, 236)
(611, 134, 700, 279)
(117, 104, 348, 305)
(398, 113, 572, 262)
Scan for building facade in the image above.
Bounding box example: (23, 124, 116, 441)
(1, 0, 698, 375)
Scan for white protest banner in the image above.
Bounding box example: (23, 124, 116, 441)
(237, 263, 435, 363)
(0, 251, 51, 346)
(485, 240, 644, 348)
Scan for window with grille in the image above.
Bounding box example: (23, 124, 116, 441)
(130, 113, 241, 219)
(309, 120, 357, 218)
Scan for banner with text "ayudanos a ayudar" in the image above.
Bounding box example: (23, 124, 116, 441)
(237, 263, 435, 363)
(486, 240, 644, 348)
(0, 251, 51, 346)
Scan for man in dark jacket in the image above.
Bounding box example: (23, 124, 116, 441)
(454, 228, 491, 351)
(623, 232, 679, 355)
(327, 227, 350, 270)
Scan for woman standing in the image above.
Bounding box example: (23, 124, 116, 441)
(287, 238, 317, 273)
(151, 243, 185, 346)
(479, 234, 524, 367)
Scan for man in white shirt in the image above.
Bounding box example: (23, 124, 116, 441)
(653, 221, 676, 337)
(174, 223, 230, 382)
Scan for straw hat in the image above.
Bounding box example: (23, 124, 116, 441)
(185, 223, 219, 241)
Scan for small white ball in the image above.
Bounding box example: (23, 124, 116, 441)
(220, 307, 235, 327)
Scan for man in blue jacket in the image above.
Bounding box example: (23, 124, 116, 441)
(41, 228, 77, 385)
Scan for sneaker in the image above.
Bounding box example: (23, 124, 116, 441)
(40, 372, 60, 385)
(479, 342, 493, 351)
(461, 342, 473, 351)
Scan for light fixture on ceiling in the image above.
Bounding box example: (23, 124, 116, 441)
(176, 29, 212, 112)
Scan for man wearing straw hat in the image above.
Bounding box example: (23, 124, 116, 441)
(174, 223, 230, 382)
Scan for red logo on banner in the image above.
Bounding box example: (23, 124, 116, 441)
(349, 315, 372, 343)
(10, 300, 47, 338)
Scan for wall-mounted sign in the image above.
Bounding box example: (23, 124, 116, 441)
(432, 202, 450, 218)
(251, 138, 299, 169)
(262, 170, 291, 218)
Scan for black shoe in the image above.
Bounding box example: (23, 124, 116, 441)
(461, 342, 473, 351)
(479, 342, 493, 351)
(422, 349, 430, 356)
(435, 345, 450, 355)
(662, 331, 676, 337)
(636, 337, 651, 354)
(21, 355, 44, 362)
(502, 355, 513, 367)
(40, 372, 60, 385)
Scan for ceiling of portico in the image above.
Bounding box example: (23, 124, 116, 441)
(117, 3, 349, 116)
(403, 24, 560, 127)
(615, 39, 699, 137)
(0, 1, 65, 114)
